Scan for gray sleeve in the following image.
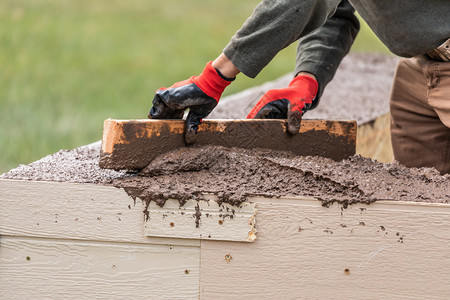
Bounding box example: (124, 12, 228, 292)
(295, 0, 360, 108)
(223, 0, 342, 78)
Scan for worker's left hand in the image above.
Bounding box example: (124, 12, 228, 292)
(149, 61, 234, 144)
(247, 74, 318, 135)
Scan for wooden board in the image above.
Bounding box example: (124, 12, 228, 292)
(0, 236, 199, 299)
(356, 113, 394, 163)
(199, 197, 450, 299)
(0, 179, 201, 299)
(99, 119, 357, 170)
(2, 179, 449, 298)
(0, 179, 198, 247)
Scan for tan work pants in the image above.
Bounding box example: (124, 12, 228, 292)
(390, 55, 450, 174)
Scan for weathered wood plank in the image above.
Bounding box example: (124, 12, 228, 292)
(99, 119, 357, 170)
(0, 236, 199, 299)
(356, 113, 393, 163)
(4, 179, 449, 298)
(144, 199, 257, 242)
(0, 179, 198, 247)
(200, 197, 450, 299)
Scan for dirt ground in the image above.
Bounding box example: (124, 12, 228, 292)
(2, 53, 449, 206)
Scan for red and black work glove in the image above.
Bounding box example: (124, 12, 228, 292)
(149, 61, 234, 144)
(247, 74, 318, 135)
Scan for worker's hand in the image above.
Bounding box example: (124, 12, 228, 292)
(149, 61, 234, 144)
(247, 74, 318, 135)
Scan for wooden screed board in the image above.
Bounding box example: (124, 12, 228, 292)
(99, 119, 357, 170)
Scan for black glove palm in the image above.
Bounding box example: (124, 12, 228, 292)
(149, 62, 233, 144)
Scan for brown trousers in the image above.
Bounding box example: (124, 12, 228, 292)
(390, 55, 450, 174)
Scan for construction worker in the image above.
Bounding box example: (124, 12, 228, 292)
(149, 0, 450, 174)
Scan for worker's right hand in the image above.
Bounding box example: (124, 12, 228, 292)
(247, 74, 318, 135)
(149, 61, 234, 144)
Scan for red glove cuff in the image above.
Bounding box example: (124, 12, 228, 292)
(288, 74, 319, 102)
(246, 74, 318, 119)
(157, 62, 233, 102)
(193, 61, 233, 102)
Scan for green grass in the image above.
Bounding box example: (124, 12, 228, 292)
(0, 0, 389, 173)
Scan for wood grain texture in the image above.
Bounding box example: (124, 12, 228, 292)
(0, 179, 198, 247)
(144, 199, 257, 242)
(3, 179, 449, 299)
(200, 198, 450, 299)
(0, 236, 199, 299)
(0, 179, 200, 299)
(99, 119, 357, 170)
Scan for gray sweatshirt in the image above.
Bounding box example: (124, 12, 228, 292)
(223, 0, 450, 105)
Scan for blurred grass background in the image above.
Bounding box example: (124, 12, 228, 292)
(0, 0, 389, 173)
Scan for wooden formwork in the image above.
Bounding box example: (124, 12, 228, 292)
(1, 179, 449, 299)
(356, 113, 393, 163)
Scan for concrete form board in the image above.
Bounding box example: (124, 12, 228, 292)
(201, 197, 450, 299)
(1, 179, 449, 299)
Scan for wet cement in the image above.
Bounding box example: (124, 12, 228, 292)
(1, 142, 128, 184)
(2, 142, 449, 207)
